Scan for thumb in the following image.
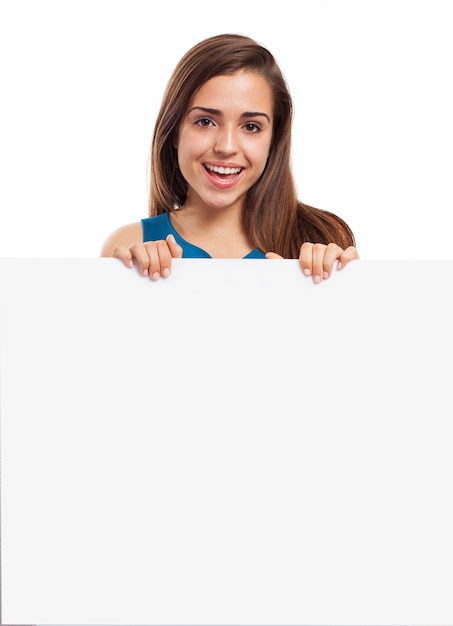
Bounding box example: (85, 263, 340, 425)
(265, 252, 283, 259)
(167, 234, 183, 258)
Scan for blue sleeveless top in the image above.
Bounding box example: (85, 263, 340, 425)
(141, 212, 265, 259)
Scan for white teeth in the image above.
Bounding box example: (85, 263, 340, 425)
(206, 164, 242, 175)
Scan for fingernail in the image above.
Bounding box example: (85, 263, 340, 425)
(152, 272, 160, 280)
(162, 267, 170, 278)
(323, 271, 329, 279)
(337, 261, 343, 270)
(304, 268, 311, 276)
(143, 269, 148, 276)
(313, 274, 321, 284)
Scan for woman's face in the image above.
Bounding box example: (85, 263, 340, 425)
(174, 70, 274, 213)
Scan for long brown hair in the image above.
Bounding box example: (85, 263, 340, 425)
(149, 33, 355, 257)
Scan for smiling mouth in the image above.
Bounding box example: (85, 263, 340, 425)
(204, 164, 243, 176)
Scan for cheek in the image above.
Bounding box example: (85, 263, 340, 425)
(251, 141, 271, 174)
(245, 131, 272, 161)
(176, 129, 208, 162)
(175, 143, 201, 183)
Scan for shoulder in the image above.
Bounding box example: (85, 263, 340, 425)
(100, 221, 143, 257)
(141, 213, 172, 242)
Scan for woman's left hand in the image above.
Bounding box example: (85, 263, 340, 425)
(266, 243, 359, 284)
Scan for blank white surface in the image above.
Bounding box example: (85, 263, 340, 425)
(1, 258, 453, 625)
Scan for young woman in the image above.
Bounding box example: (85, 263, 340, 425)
(101, 33, 359, 283)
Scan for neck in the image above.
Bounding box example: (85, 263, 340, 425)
(169, 204, 254, 258)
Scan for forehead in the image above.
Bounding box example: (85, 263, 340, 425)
(190, 70, 273, 114)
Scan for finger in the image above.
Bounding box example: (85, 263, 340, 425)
(128, 242, 153, 277)
(156, 239, 173, 278)
(321, 243, 344, 278)
(265, 252, 283, 259)
(112, 245, 134, 268)
(310, 243, 335, 283)
(337, 246, 360, 270)
(299, 242, 313, 276)
(299, 242, 326, 283)
(300, 242, 344, 283)
(166, 234, 183, 259)
(144, 241, 164, 280)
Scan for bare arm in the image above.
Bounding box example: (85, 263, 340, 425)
(100, 222, 143, 257)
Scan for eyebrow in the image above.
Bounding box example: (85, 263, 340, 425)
(187, 106, 271, 123)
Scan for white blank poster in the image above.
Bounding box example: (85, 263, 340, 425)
(1, 258, 452, 625)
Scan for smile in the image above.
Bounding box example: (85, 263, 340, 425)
(204, 164, 243, 175)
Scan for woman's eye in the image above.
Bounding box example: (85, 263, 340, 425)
(244, 122, 261, 133)
(196, 118, 213, 127)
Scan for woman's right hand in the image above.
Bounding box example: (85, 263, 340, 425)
(113, 234, 183, 280)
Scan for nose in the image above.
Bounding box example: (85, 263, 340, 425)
(214, 124, 238, 156)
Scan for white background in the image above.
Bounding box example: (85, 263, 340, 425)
(1, 0, 452, 260)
